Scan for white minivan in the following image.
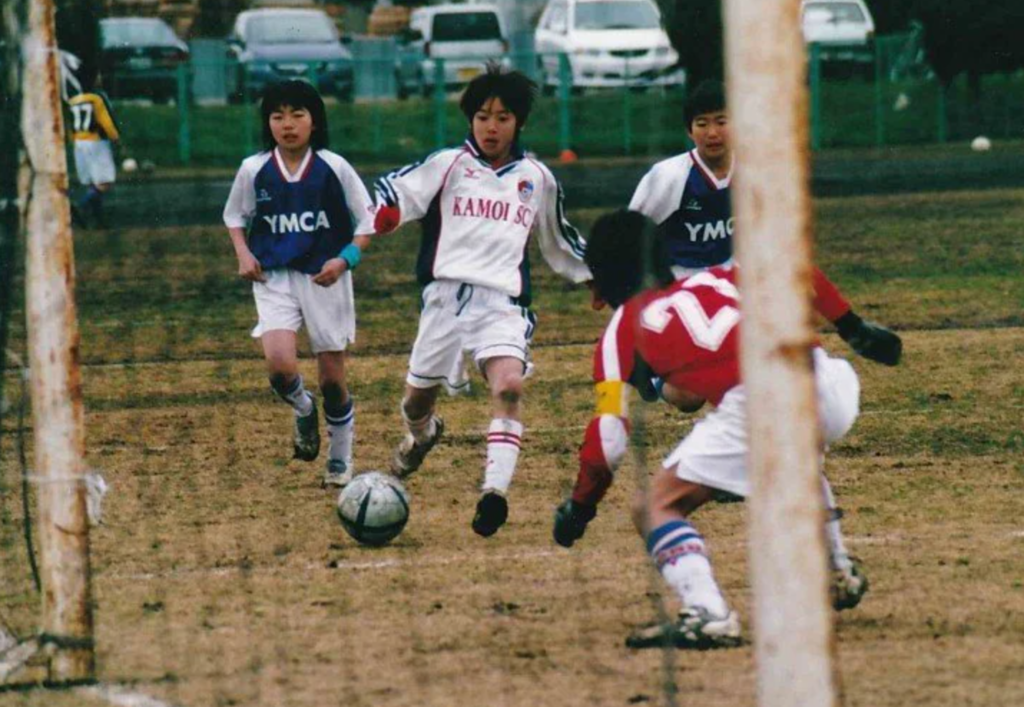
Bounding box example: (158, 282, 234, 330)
(406, 3, 511, 92)
(801, 0, 875, 64)
(534, 0, 682, 90)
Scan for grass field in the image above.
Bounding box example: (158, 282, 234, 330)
(1, 182, 1023, 706)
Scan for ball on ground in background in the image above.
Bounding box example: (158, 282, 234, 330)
(336, 472, 410, 546)
(121, 157, 138, 172)
(970, 136, 992, 152)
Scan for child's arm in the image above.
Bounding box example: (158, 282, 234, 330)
(371, 150, 458, 234)
(313, 157, 376, 287)
(223, 160, 263, 282)
(533, 167, 591, 283)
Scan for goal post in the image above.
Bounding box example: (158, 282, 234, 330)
(20, 0, 95, 683)
(721, 0, 838, 706)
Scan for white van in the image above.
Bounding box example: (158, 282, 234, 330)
(534, 0, 682, 90)
(406, 4, 510, 91)
(801, 0, 875, 64)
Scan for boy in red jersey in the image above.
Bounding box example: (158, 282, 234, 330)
(554, 210, 867, 649)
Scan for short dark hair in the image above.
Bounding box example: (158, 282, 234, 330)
(261, 80, 329, 151)
(459, 63, 537, 134)
(584, 210, 674, 308)
(685, 79, 726, 130)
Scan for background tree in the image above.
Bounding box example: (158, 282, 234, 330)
(657, 0, 724, 87)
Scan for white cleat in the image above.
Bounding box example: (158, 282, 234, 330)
(391, 417, 444, 478)
(626, 607, 743, 650)
(322, 459, 353, 489)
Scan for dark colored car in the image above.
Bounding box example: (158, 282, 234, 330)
(228, 9, 354, 102)
(99, 17, 189, 103)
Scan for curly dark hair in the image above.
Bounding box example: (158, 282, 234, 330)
(459, 63, 537, 136)
(260, 80, 329, 151)
(584, 210, 674, 308)
(684, 79, 726, 130)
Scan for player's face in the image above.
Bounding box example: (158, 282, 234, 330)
(688, 110, 730, 164)
(472, 97, 519, 166)
(269, 104, 314, 153)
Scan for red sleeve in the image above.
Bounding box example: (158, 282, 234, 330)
(572, 417, 616, 506)
(812, 266, 852, 323)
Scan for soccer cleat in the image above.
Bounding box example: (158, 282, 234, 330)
(471, 491, 508, 537)
(322, 459, 353, 489)
(831, 558, 869, 611)
(292, 401, 320, 462)
(626, 607, 743, 650)
(390, 417, 444, 478)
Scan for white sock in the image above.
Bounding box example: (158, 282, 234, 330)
(821, 476, 853, 571)
(483, 418, 523, 494)
(648, 520, 729, 617)
(326, 399, 355, 465)
(275, 376, 313, 416)
(402, 404, 436, 444)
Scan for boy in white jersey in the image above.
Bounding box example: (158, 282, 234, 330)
(373, 65, 591, 537)
(223, 80, 375, 488)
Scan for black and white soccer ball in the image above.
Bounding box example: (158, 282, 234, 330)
(336, 472, 410, 547)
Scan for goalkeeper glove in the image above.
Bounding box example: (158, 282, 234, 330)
(553, 499, 597, 548)
(834, 311, 902, 366)
(374, 205, 401, 234)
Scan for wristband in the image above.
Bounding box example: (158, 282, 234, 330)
(339, 243, 362, 271)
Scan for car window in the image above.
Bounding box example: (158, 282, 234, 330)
(101, 21, 178, 47)
(803, 2, 866, 24)
(247, 15, 337, 44)
(574, 1, 660, 30)
(432, 12, 502, 42)
(547, 4, 568, 33)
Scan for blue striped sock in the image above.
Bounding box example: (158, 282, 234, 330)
(646, 520, 707, 569)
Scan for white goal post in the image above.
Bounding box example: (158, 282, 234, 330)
(722, 0, 839, 706)
(20, 0, 95, 683)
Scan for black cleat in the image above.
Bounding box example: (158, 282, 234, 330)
(472, 491, 508, 537)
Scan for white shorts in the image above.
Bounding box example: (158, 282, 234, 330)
(73, 140, 116, 186)
(406, 280, 535, 392)
(251, 269, 356, 354)
(663, 348, 860, 498)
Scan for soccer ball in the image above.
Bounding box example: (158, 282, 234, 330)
(336, 472, 410, 546)
(971, 136, 992, 152)
(121, 158, 138, 172)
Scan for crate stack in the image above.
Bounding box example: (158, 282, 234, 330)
(367, 4, 412, 36)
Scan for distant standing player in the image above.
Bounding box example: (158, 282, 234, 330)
(628, 79, 902, 366)
(223, 80, 375, 488)
(553, 210, 868, 648)
(68, 71, 120, 228)
(373, 65, 591, 537)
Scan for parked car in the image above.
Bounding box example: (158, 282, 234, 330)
(228, 8, 354, 102)
(801, 0, 875, 65)
(99, 17, 189, 103)
(404, 4, 511, 95)
(534, 0, 682, 90)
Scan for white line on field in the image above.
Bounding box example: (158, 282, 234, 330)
(78, 684, 180, 707)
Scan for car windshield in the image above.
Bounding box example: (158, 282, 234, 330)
(432, 12, 502, 41)
(247, 15, 337, 44)
(101, 20, 178, 47)
(803, 2, 866, 24)
(574, 2, 660, 30)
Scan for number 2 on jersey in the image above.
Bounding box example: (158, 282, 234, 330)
(641, 273, 740, 351)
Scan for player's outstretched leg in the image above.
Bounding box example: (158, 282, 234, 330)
(822, 475, 869, 610)
(270, 373, 319, 461)
(626, 519, 742, 649)
(392, 386, 444, 478)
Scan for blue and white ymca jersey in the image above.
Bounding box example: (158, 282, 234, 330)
(374, 137, 590, 305)
(628, 150, 734, 270)
(223, 148, 375, 274)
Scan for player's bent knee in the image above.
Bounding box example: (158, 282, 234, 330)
(268, 372, 294, 396)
